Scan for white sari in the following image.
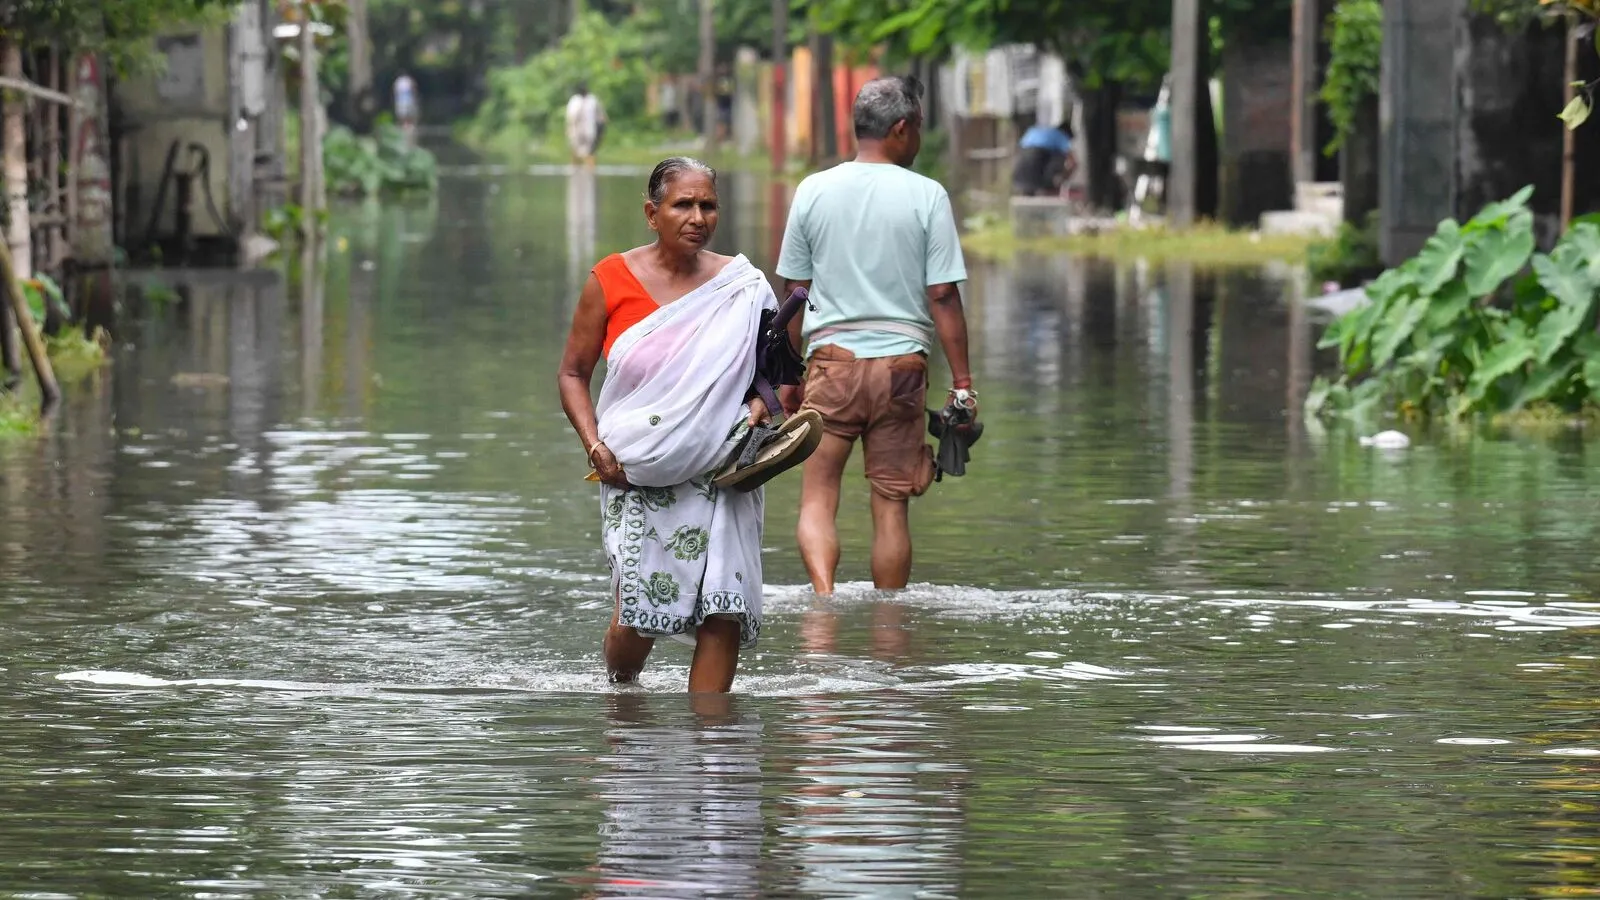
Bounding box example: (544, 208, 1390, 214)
(595, 255, 777, 647)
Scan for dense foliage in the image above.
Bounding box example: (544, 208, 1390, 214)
(464, 10, 655, 150)
(1319, 0, 1382, 155)
(1307, 212, 1381, 287)
(1308, 188, 1600, 421)
(322, 122, 437, 197)
(0, 0, 234, 71)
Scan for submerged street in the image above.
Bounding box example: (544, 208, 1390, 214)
(2, 167, 1599, 898)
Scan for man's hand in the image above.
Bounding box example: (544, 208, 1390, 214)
(949, 386, 979, 431)
(779, 383, 805, 417)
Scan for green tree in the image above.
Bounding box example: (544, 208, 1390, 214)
(0, 0, 235, 71)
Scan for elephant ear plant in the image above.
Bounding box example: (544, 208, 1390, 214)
(1308, 187, 1600, 422)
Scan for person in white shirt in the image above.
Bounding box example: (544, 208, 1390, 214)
(565, 83, 606, 166)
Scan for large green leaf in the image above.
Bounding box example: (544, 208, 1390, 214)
(1413, 219, 1465, 295)
(1532, 251, 1599, 364)
(1303, 376, 1334, 417)
(1340, 298, 1384, 376)
(1467, 330, 1535, 402)
(1466, 185, 1534, 231)
(1421, 279, 1473, 334)
(1534, 300, 1592, 365)
(1510, 358, 1579, 410)
(1585, 354, 1600, 400)
(1461, 211, 1535, 297)
(1554, 222, 1600, 283)
(1372, 293, 1430, 370)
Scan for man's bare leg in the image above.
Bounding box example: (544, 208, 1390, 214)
(797, 433, 853, 595)
(869, 491, 913, 590)
(687, 617, 741, 693)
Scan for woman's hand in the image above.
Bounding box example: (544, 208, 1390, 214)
(591, 443, 631, 488)
(748, 396, 772, 427)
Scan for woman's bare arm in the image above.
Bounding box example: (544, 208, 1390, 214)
(557, 274, 627, 485)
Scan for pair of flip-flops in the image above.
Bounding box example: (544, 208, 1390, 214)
(712, 408, 823, 492)
(585, 409, 824, 491)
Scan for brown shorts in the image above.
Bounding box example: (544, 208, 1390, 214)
(801, 345, 936, 501)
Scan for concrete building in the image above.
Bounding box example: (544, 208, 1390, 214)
(113, 0, 287, 266)
(1381, 0, 1600, 262)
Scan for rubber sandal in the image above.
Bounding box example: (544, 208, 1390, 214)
(711, 409, 823, 492)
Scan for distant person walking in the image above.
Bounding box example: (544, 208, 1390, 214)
(393, 72, 419, 130)
(1012, 120, 1076, 197)
(776, 75, 977, 596)
(566, 83, 606, 167)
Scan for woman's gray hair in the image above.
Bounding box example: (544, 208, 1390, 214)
(853, 75, 924, 140)
(647, 157, 717, 204)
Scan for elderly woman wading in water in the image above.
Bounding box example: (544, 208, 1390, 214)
(558, 157, 783, 693)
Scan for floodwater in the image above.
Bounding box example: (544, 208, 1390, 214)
(3, 165, 1600, 899)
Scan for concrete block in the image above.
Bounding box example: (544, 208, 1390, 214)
(1011, 196, 1072, 238)
(1260, 209, 1337, 236)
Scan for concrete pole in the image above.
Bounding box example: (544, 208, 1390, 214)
(1289, 0, 1319, 186)
(298, 19, 322, 237)
(1168, 0, 1200, 228)
(770, 0, 787, 174)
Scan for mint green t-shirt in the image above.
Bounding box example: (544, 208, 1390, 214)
(776, 161, 968, 359)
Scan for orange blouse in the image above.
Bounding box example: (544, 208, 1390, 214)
(593, 254, 660, 358)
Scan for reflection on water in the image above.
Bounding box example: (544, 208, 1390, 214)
(1, 167, 1600, 897)
(588, 695, 764, 899)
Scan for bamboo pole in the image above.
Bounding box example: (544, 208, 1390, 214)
(0, 237, 60, 407)
(0, 75, 79, 108)
(1560, 16, 1577, 231)
(3, 42, 33, 282)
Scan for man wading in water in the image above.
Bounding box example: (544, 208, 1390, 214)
(776, 75, 977, 595)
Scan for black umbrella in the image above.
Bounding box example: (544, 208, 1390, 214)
(927, 395, 983, 481)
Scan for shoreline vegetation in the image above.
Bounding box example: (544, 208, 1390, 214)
(1308, 188, 1600, 430)
(960, 218, 1317, 265)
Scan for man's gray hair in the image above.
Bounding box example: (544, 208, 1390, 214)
(852, 75, 924, 140)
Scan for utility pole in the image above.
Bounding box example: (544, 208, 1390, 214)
(699, 0, 716, 148)
(771, 0, 787, 174)
(809, 25, 836, 164)
(346, 0, 373, 131)
(298, 14, 324, 236)
(1168, 0, 1200, 228)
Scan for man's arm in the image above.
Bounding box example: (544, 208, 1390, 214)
(927, 282, 972, 391)
(923, 189, 974, 406)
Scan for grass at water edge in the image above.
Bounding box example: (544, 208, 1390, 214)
(962, 220, 1316, 265)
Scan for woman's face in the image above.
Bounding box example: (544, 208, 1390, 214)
(647, 172, 719, 254)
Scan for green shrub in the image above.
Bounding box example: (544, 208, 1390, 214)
(1307, 186, 1600, 422)
(1319, 0, 1382, 155)
(323, 122, 438, 197)
(1307, 212, 1381, 287)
